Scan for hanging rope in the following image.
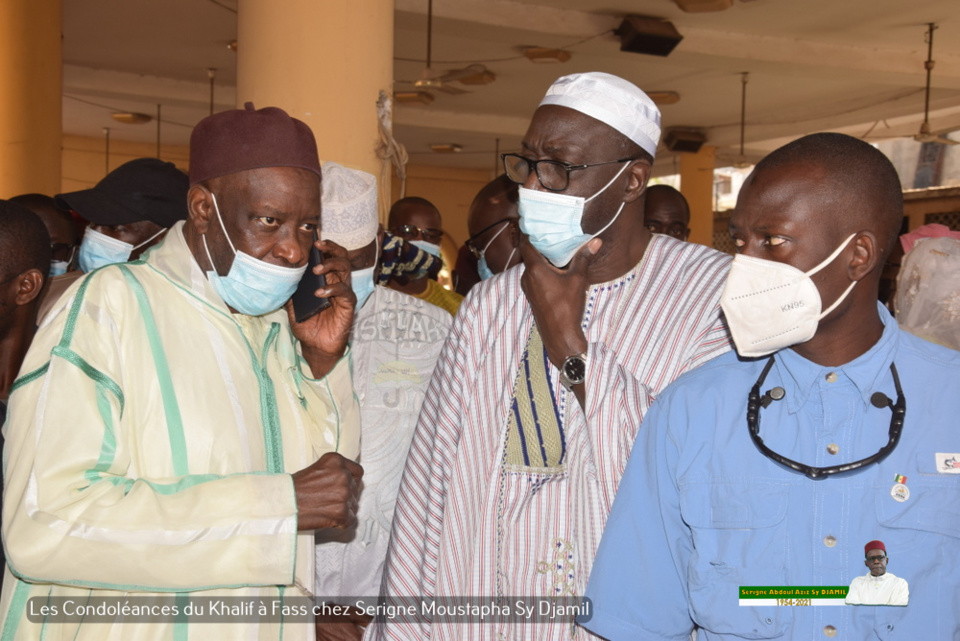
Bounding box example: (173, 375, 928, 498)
(375, 91, 409, 221)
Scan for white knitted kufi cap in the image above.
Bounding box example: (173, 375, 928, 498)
(320, 161, 378, 251)
(538, 72, 661, 158)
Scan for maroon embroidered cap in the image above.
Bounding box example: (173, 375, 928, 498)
(188, 102, 321, 185)
(864, 540, 886, 555)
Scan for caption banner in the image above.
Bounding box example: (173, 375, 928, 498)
(26, 596, 593, 624)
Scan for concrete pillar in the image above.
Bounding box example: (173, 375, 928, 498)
(679, 145, 716, 247)
(0, 0, 61, 197)
(236, 0, 394, 210)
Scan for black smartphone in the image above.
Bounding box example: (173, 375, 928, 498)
(292, 231, 331, 323)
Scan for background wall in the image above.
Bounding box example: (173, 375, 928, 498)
(391, 164, 492, 247)
(61, 134, 189, 193)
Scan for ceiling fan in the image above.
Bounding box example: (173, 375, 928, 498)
(914, 23, 958, 145)
(395, 0, 496, 99)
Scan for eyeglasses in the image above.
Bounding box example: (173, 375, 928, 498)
(465, 218, 514, 259)
(866, 555, 887, 562)
(391, 224, 443, 243)
(501, 153, 638, 192)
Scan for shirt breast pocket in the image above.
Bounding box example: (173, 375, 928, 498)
(679, 481, 793, 639)
(871, 467, 960, 640)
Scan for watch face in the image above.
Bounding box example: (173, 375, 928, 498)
(563, 355, 586, 384)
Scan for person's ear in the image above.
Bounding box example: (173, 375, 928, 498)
(849, 231, 880, 282)
(623, 160, 653, 204)
(186, 184, 215, 236)
(14, 269, 44, 306)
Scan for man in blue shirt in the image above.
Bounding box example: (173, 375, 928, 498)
(582, 133, 960, 640)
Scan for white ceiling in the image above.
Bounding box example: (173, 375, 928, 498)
(62, 0, 960, 175)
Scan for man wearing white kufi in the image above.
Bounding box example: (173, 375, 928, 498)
(367, 72, 733, 640)
(315, 163, 452, 633)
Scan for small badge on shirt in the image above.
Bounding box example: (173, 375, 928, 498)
(890, 473, 909, 503)
(890, 483, 909, 503)
(935, 453, 960, 474)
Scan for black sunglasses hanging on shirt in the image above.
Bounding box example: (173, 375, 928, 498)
(747, 356, 906, 480)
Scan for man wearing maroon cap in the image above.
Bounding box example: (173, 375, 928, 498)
(1, 103, 362, 640)
(845, 540, 909, 605)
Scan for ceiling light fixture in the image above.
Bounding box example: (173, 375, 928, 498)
(522, 47, 572, 64)
(430, 143, 463, 153)
(395, 91, 435, 105)
(673, 0, 734, 12)
(648, 91, 681, 105)
(111, 112, 152, 125)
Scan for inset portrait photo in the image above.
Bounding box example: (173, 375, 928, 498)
(845, 540, 909, 606)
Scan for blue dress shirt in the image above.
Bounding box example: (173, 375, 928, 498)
(582, 306, 960, 640)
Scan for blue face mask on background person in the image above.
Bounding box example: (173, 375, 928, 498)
(78, 226, 165, 273)
(518, 162, 630, 267)
(477, 256, 495, 281)
(351, 265, 376, 312)
(49, 246, 76, 277)
(477, 222, 516, 280)
(202, 192, 307, 316)
(410, 239, 442, 258)
(351, 235, 379, 312)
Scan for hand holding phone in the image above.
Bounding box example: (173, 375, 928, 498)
(292, 231, 332, 323)
(287, 234, 356, 379)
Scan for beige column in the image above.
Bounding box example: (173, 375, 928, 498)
(0, 0, 61, 197)
(679, 145, 716, 247)
(236, 0, 394, 198)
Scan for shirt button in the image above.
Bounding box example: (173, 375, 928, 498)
(824, 625, 837, 637)
(824, 535, 837, 547)
(825, 372, 838, 383)
(827, 443, 839, 455)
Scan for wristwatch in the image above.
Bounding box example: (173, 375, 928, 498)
(559, 353, 588, 390)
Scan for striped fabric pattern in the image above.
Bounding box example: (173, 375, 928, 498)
(368, 235, 732, 640)
(504, 324, 565, 470)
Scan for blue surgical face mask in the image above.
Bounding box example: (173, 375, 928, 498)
(352, 235, 379, 313)
(202, 192, 307, 316)
(50, 246, 77, 277)
(410, 239, 442, 258)
(518, 162, 630, 267)
(49, 261, 69, 277)
(476, 221, 516, 280)
(352, 265, 376, 312)
(477, 256, 495, 281)
(78, 226, 165, 272)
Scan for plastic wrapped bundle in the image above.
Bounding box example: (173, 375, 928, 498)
(895, 235, 960, 351)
